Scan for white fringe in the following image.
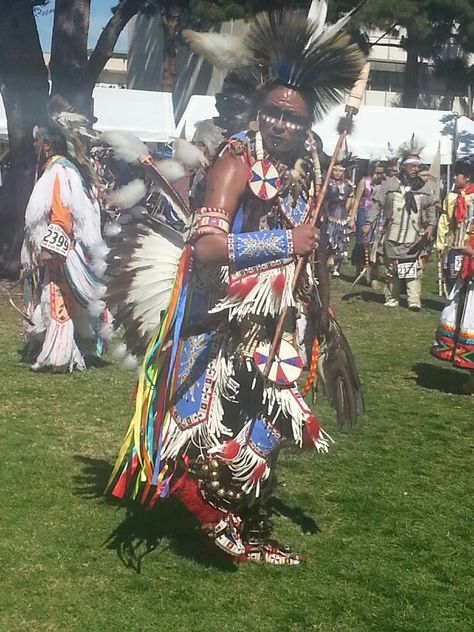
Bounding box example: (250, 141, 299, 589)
(22, 162, 105, 265)
(161, 346, 236, 463)
(263, 385, 333, 452)
(208, 421, 270, 497)
(210, 262, 296, 322)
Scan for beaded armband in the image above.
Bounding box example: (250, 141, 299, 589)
(191, 206, 231, 238)
(228, 229, 294, 272)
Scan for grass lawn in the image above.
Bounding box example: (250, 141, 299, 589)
(0, 261, 472, 632)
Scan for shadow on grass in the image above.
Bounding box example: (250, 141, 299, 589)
(73, 455, 236, 572)
(341, 290, 385, 304)
(17, 345, 111, 369)
(269, 497, 320, 535)
(413, 362, 471, 395)
(73, 456, 320, 572)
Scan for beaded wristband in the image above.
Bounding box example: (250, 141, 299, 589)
(228, 229, 293, 272)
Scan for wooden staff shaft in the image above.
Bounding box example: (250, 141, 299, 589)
(262, 114, 353, 377)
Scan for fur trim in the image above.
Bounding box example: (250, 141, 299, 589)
(103, 221, 122, 238)
(101, 131, 148, 165)
(107, 179, 147, 210)
(173, 138, 207, 169)
(155, 159, 185, 182)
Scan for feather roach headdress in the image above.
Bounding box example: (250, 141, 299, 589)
(398, 134, 425, 164)
(34, 95, 99, 187)
(183, 8, 366, 133)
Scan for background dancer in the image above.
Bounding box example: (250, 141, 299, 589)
(325, 159, 354, 278)
(362, 137, 436, 311)
(21, 100, 111, 372)
(350, 160, 386, 287)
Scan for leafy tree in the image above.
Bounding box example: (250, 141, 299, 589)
(329, 0, 474, 108)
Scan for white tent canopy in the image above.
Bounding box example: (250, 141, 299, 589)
(92, 87, 176, 142)
(455, 116, 474, 158)
(313, 104, 454, 165)
(177, 95, 455, 164)
(0, 87, 176, 143)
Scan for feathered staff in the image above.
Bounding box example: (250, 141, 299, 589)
(101, 131, 192, 223)
(262, 62, 371, 378)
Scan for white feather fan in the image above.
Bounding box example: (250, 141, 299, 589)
(107, 217, 184, 356)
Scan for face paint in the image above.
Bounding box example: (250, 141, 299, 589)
(259, 86, 311, 160)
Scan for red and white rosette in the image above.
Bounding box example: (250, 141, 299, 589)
(248, 159, 281, 201)
(254, 339, 304, 386)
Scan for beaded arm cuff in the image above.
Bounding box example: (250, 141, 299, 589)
(228, 229, 294, 272)
(191, 206, 231, 238)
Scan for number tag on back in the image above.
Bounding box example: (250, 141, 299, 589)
(41, 224, 70, 257)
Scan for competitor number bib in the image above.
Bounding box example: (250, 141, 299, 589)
(41, 224, 70, 257)
(397, 261, 417, 279)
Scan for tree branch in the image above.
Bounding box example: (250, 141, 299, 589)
(85, 0, 143, 87)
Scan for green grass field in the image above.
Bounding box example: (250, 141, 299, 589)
(0, 262, 472, 632)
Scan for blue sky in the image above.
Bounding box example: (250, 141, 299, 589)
(35, 0, 128, 54)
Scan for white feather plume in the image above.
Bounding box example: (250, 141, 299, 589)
(112, 343, 128, 361)
(103, 221, 122, 238)
(88, 299, 106, 318)
(89, 241, 110, 262)
(101, 131, 149, 164)
(173, 138, 207, 169)
(122, 354, 139, 371)
(317, 5, 358, 48)
(307, 0, 328, 41)
(155, 159, 186, 181)
(182, 29, 251, 70)
(107, 179, 147, 210)
(99, 321, 115, 341)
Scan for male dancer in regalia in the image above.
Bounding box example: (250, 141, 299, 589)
(21, 102, 111, 372)
(363, 138, 436, 311)
(107, 10, 365, 565)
